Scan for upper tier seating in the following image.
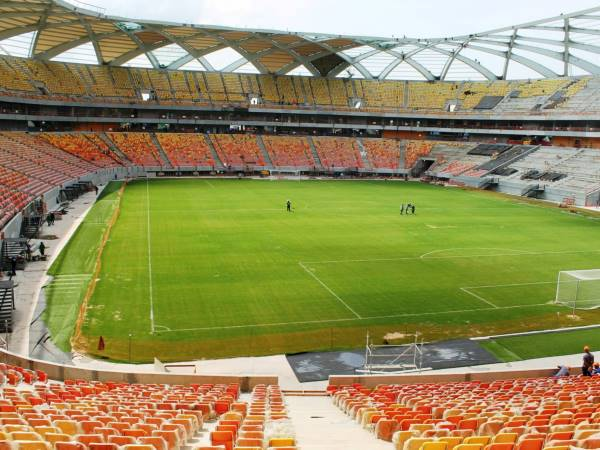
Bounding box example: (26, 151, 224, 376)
(107, 133, 163, 167)
(261, 136, 315, 168)
(210, 134, 266, 168)
(329, 375, 600, 449)
(40, 134, 122, 168)
(362, 139, 401, 169)
(312, 137, 364, 169)
(155, 134, 214, 168)
(0, 56, 594, 113)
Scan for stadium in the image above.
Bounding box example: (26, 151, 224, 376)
(1, 0, 600, 448)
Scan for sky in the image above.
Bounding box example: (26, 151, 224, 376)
(78, 0, 600, 38)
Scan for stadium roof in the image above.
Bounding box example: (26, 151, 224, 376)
(1, 0, 600, 80)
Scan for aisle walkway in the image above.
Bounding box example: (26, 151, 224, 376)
(285, 396, 390, 450)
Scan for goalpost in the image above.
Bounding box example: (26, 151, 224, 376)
(555, 269, 600, 311)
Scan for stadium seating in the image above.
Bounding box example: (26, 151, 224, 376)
(329, 375, 600, 448)
(0, 55, 596, 114)
(209, 134, 266, 168)
(155, 134, 215, 168)
(362, 139, 401, 169)
(261, 136, 316, 168)
(107, 133, 163, 167)
(312, 137, 364, 169)
(405, 141, 435, 169)
(40, 134, 122, 168)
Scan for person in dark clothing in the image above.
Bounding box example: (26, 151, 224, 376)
(400, 204, 405, 215)
(583, 346, 594, 376)
(286, 200, 292, 212)
(412, 204, 416, 215)
(94, 185, 99, 195)
(46, 214, 52, 227)
(9, 256, 16, 277)
(50, 212, 55, 226)
(38, 242, 46, 257)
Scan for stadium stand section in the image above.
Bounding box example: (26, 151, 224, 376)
(0, 56, 597, 114)
(210, 134, 266, 169)
(155, 134, 215, 169)
(106, 133, 163, 168)
(330, 376, 600, 448)
(261, 136, 316, 169)
(312, 137, 364, 170)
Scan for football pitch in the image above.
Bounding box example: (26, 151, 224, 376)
(44, 179, 600, 362)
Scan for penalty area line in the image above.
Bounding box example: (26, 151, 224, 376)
(298, 261, 362, 319)
(155, 302, 554, 333)
(460, 287, 499, 308)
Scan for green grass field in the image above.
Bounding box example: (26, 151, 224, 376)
(44, 179, 600, 362)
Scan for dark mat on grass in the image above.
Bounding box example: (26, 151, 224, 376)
(286, 339, 499, 383)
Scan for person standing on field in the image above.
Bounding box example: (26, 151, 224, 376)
(286, 200, 292, 212)
(400, 204, 405, 215)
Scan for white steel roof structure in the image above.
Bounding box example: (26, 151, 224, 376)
(0, 0, 600, 80)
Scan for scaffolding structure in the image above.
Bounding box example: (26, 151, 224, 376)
(357, 332, 425, 375)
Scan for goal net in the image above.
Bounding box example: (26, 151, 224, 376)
(555, 270, 600, 310)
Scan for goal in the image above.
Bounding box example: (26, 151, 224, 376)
(555, 270, 600, 310)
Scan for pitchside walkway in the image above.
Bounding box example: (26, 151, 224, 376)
(10, 187, 106, 355)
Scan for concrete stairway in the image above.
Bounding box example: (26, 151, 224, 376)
(150, 133, 173, 169)
(355, 138, 371, 169)
(204, 134, 225, 169)
(306, 136, 323, 169)
(98, 133, 133, 165)
(256, 135, 274, 168)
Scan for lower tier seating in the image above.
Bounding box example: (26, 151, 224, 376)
(329, 376, 600, 450)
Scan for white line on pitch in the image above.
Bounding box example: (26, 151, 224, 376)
(304, 249, 600, 265)
(463, 281, 555, 289)
(204, 180, 216, 189)
(298, 261, 362, 319)
(460, 287, 499, 308)
(146, 178, 155, 334)
(156, 302, 554, 333)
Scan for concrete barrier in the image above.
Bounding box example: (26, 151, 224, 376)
(0, 348, 277, 392)
(329, 368, 557, 388)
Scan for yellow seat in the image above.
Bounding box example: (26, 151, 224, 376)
(268, 438, 295, 447)
(493, 433, 518, 444)
(420, 442, 447, 450)
(45, 433, 72, 445)
(439, 437, 464, 450)
(464, 437, 491, 446)
(53, 421, 80, 436)
(454, 445, 484, 450)
(405, 438, 434, 450)
(9, 432, 42, 441)
(12, 442, 52, 450)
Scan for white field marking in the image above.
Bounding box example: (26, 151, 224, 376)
(153, 325, 173, 332)
(204, 180, 216, 189)
(462, 281, 555, 289)
(298, 261, 362, 319)
(303, 249, 600, 265)
(460, 287, 499, 309)
(146, 179, 155, 334)
(54, 274, 92, 279)
(425, 224, 458, 229)
(420, 247, 528, 259)
(156, 302, 554, 333)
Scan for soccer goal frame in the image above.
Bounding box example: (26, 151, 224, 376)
(555, 269, 600, 311)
